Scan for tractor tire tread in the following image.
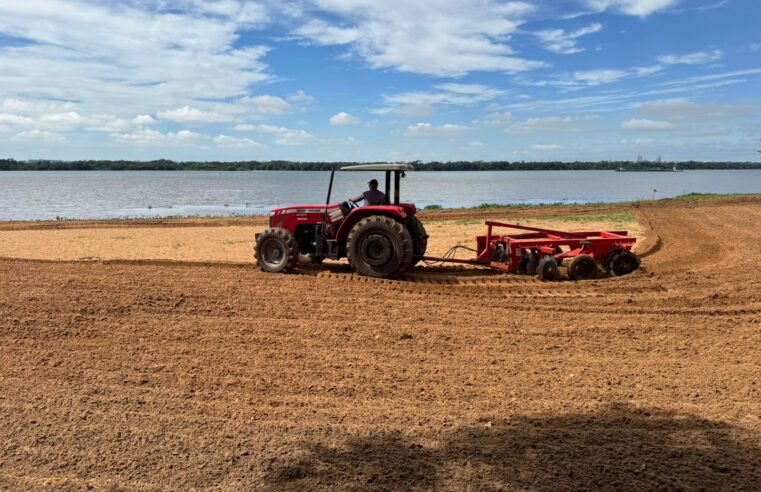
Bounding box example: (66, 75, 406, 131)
(408, 216, 429, 265)
(254, 227, 299, 273)
(347, 215, 413, 278)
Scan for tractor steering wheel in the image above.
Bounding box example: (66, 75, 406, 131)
(346, 199, 360, 209)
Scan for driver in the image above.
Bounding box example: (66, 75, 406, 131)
(349, 178, 387, 206)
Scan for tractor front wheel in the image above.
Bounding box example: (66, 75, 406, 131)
(255, 228, 299, 273)
(347, 216, 413, 278)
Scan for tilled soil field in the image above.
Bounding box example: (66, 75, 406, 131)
(1, 197, 761, 490)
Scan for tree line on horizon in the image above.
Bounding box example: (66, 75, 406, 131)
(1, 158, 761, 171)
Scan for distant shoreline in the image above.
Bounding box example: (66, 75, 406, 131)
(2, 159, 761, 172)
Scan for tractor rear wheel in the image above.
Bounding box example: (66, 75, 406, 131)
(347, 215, 413, 278)
(255, 228, 299, 273)
(407, 216, 428, 265)
(609, 251, 640, 276)
(567, 254, 598, 281)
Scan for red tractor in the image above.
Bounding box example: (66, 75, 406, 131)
(255, 164, 427, 278)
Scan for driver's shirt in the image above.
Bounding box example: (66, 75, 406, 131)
(362, 189, 387, 206)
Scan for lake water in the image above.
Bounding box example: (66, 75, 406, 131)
(1, 170, 760, 221)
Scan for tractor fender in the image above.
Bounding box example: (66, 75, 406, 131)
(335, 207, 409, 245)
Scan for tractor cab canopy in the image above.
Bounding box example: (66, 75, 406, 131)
(329, 163, 414, 206)
(339, 163, 414, 172)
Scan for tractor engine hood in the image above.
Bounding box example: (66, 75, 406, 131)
(269, 203, 416, 215)
(270, 204, 332, 214)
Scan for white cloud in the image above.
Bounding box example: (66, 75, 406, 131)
(372, 104, 434, 119)
(330, 112, 360, 126)
(275, 129, 316, 145)
(293, 19, 360, 45)
(157, 96, 291, 124)
(521, 65, 663, 88)
(751, 43, 761, 52)
(235, 124, 289, 133)
(132, 115, 155, 126)
(473, 111, 513, 127)
(657, 50, 723, 65)
(653, 68, 761, 87)
(585, 0, 679, 17)
(531, 144, 562, 150)
(290, 0, 545, 76)
(12, 129, 66, 143)
(232, 122, 317, 145)
(572, 69, 630, 85)
(287, 90, 315, 104)
(377, 83, 506, 117)
(213, 134, 264, 148)
(634, 65, 664, 77)
(506, 116, 599, 134)
(535, 23, 602, 55)
(157, 106, 234, 124)
(405, 122, 471, 138)
(434, 83, 507, 99)
(180, 0, 269, 28)
(0, 98, 159, 134)
(621, 118, 677, 131)
(113, 129, 205, 146)
(0, 0, 272, 116)
(636, 98, 751, 121)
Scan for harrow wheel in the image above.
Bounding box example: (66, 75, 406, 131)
(567, 254, 599, 281)
(604, 248, 621, 272)
(554, 246, 564, 267)
(347, 215, 413, 278)
(609, 251, 640, 277)
(255, 228, 299, 273)
(536, 257, 560, 281)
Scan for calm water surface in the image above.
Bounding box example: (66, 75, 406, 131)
(1, 170, 760, 221)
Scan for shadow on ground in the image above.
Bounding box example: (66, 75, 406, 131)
(266, 403, 761, 490)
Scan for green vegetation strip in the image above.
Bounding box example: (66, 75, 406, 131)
(535, 212, 637, 223)
(673, 192, 760, 200)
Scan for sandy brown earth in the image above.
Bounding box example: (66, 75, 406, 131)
(1, 197, 760, 490)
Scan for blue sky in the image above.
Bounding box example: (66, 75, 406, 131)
(0, 0, 759, 162)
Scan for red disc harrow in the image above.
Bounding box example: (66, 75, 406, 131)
(423, 221, 640, 281)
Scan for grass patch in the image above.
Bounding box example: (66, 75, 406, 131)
(674, 192, 760, 201)
(476, 202, 522, 209)
(535, 212, 637, 223)
(423, 204, 442, 210)
(476, 201, 578, 209)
